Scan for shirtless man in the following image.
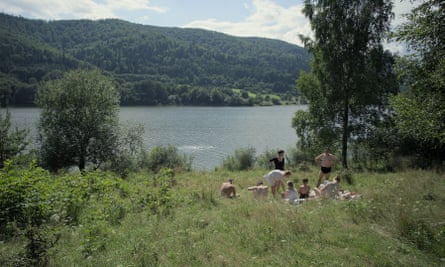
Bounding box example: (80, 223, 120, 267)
(248, 181, 269, 200)
(315, 147, 339, 188)
(220, 179, 236, 198)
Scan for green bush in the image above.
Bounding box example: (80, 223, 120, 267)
(222, 147, 256, 171)
(104, 122, 145, 178)
(0, 108, 29, 168)
(0, 160, 52, 229)
(255, 149, 276, 169)
(141, 145, 193, 172)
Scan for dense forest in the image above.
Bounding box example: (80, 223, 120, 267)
(0, 13, 310, 106)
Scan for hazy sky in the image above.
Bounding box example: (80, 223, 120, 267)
(0, 0, 420, 52)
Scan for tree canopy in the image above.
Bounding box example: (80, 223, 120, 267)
(293, 0, 396, 168)
(37, 69, 120, 170)
(391, 0, 445, 167)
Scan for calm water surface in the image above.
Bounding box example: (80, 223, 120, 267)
(8, 106, 306, 169)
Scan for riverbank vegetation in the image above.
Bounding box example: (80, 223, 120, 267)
(0, 156, 444, 266)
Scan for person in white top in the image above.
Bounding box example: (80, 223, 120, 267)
(315, 176, 341, 199)
(282, 181, 299, 204)
(314, 147, 339, 188)
(263, 170, 291, 198)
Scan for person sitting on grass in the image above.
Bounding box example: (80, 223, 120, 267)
(282, 181, 299, 204)
(263, 170, 291, 198)
(220, 179, 237, 198)
(298, 178, 311, 199)
(248, 181, 269, 200)
(314, 175, 341, 199)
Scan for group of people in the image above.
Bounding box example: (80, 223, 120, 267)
(221, 147, 355, 203)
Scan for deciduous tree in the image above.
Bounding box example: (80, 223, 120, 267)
(37, 69, 120, 170)
(294, 0, 396, 168)
(391, 0, 445, 167)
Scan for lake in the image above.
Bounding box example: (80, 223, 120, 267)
(7, 105, 306, 170)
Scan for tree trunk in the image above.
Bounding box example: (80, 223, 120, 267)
(342, 99, 349, 169)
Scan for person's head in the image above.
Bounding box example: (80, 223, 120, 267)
(302, 178, 309, 184)
(283, 170, 291, 177)
(324, 147, 330, 153)
(277, 149, 284, 159)
(256, 181, 263, 186)
(287, 181, 294, 188)
(333, 176, 340, 183)
(228, 179, 233, 184)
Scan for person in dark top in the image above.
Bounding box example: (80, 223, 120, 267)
(269, 149, 285, 170)
(298, 178, 311, 199)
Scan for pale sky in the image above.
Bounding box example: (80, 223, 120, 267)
(0, 0, 421, 53)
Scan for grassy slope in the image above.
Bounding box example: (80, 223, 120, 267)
(2, 168, 444, 266)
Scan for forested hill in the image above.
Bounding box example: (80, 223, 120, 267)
(0, 13, 310, 106)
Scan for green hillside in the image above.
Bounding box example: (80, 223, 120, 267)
(0, 13, 310, 106)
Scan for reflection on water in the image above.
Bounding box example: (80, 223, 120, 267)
(7, 105, 306, 170)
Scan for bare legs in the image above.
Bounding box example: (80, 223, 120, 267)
(316, 171, 330, 188)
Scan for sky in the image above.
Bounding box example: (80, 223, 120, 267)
(0, 0, 421, 53)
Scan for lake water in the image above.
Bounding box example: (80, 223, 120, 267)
(7, 105, 306, 170)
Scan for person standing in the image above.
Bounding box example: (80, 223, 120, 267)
(263, 169, 291, 198)
(269, 149, 285, 170)
(314, 147, 339, 188)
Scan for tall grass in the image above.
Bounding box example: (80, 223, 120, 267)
(1, 165, 444, 266)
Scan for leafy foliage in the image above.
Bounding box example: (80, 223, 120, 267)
(391, 0, 445, 168)
(0, 108, 29, 167)
(222, 147, 256, 171)
(37, 69, 120, 170)
(141, 145, 193, 172)
(104, 122, 145, 177)
(0, 13, 310, 106)
(295, 0, 397, 168)
(0, 160, 51, 230)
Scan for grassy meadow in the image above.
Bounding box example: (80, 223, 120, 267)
(1, 165, 444, 266)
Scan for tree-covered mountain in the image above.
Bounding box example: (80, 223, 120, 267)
(0, 13, 310, 106)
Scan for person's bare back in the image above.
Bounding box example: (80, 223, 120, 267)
(220, 179, 236, 198)
(248, 182, 269, 200)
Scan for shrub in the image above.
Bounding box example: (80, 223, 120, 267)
(138, 168, 176, 217)
(222, 147, 256, 171)
(256, 149, 277, 169)
(0, 160, 52, 230)
(104, 122, 145, 178)
(0, 108, 29, 168)
(141, 145, 193, 172)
